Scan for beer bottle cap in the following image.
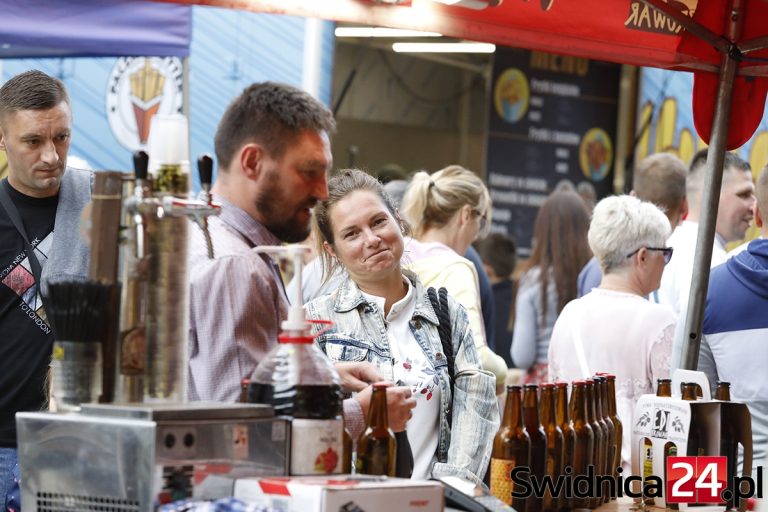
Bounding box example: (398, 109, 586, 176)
(372, 383, 389, 390)
(572, 380, 587, 385)
(553, 381, 569, 388)
(523, 383, 538, 389)
(540, 383, 555, 389)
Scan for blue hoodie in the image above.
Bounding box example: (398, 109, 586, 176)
(699, 238, 768, 471)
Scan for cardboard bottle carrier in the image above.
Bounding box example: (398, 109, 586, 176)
(632, 369, 753, 510)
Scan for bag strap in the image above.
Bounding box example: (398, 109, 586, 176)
(427, 286, 455, 428)
(0, 180, 43, 286)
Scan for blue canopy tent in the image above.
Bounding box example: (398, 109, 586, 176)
(0, 0, 193, 177)
(0, 0, 191, 58)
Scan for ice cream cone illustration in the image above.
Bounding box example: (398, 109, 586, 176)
(130, 60, 166, 144)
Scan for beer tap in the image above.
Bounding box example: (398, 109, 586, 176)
(194, 155, 216, 259)
(130, 150, 152, 259)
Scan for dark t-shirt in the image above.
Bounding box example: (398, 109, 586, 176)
(0, 181, 58, 447)
(492, 279, 516, 368)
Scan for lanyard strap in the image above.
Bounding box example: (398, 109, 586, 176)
(0, 180, 44, 286)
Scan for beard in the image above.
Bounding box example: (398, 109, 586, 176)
(254, 177, 314, 243)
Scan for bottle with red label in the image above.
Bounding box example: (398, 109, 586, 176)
(248, 246, 344, 476)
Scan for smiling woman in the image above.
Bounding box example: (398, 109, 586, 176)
(306, 169, 499, 485)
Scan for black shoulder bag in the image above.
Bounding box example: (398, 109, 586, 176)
(427, 286, 455, 428)
(0, 181, 44, 287)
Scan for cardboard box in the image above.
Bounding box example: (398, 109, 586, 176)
(632, 369, 753, 510)
(233, 475, 444, 512)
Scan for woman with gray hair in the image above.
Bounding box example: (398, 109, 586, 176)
(548, 194, 676, 469)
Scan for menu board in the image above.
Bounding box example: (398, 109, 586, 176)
(486, 48, 621, 254)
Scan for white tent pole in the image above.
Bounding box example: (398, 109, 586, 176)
(302, 17, 323, 99)
(680, 0, 743, 370)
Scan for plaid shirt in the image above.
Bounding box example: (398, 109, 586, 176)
(305, 271, 499, 486)
(187, 197, 365, 435)
(187, 196, 288, 402)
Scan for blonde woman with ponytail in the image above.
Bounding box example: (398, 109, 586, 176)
(401, 166, 508, 391)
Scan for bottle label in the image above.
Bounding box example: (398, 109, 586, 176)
(643, 440, 654, 478)
(290, 418, 344, 475)
(490, 457, 515, 505)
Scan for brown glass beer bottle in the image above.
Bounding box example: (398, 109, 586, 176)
(569, 381, 594, 509)
(681, 382, 704, 458)
(356, 383, 396, 476)
(594, 376, 615, 503)
(554, 382, 575, 512)
(523, 384, 547, 512)
(597, 374, 623, 481)
(716, 381, 737, 509)
(540, 384, 564, 512)
(715, 381, 731, 401)
(585, 379, 606, 507)
(491, 385, 531, 510)
(656, 378, 672, 397)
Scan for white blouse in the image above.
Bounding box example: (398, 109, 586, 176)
(361, 280, 441, 480)
(547, 288, 676, 471)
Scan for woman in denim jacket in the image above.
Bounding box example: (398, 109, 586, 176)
(305, 169, 499, 485)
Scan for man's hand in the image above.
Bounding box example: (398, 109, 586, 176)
(354, 382, 416, 433)
(334, 362, 383, 393)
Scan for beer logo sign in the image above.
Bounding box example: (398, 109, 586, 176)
(106, 57, 184, 151)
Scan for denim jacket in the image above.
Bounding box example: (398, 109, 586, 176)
(305, 271, 499, 485)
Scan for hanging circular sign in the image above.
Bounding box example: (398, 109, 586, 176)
(106, 57, 184, 152)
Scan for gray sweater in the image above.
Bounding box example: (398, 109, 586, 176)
(41, 167, 93, 292)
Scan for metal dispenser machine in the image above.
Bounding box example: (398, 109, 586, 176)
(16, 115, 289, 511)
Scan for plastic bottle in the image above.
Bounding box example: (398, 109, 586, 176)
(248, 246, 344, 475)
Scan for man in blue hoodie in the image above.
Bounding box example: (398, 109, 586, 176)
(698, 164, 768, 471)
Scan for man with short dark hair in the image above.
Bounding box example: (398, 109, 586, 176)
(0, 69, 91, 501)
(188, 82, 415, 436)
(698, 164, 768, 470)
(577, 152, 688, 296)
(659, 149, 755, 367)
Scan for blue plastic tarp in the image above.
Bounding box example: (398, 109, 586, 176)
(0, 0, 191, 58)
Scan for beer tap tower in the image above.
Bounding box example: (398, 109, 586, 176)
(16, 115, 291, 511)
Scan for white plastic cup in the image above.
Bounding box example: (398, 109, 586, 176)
(147, 114, 190, 173)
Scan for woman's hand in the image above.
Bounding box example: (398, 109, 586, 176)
(334, 362, 383, 392)
(354, 381, 417, 432)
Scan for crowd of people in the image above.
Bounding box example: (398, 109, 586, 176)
(1, 68, 767, 508)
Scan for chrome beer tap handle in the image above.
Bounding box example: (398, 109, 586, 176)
(196, 154, 215, 259)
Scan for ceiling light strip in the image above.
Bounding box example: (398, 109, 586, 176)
(335, 27, 442, 38)
(392, 42, 496, 53)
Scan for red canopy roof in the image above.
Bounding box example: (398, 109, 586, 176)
(156, 0, 768, 148)
(154, 0, 768, 74)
